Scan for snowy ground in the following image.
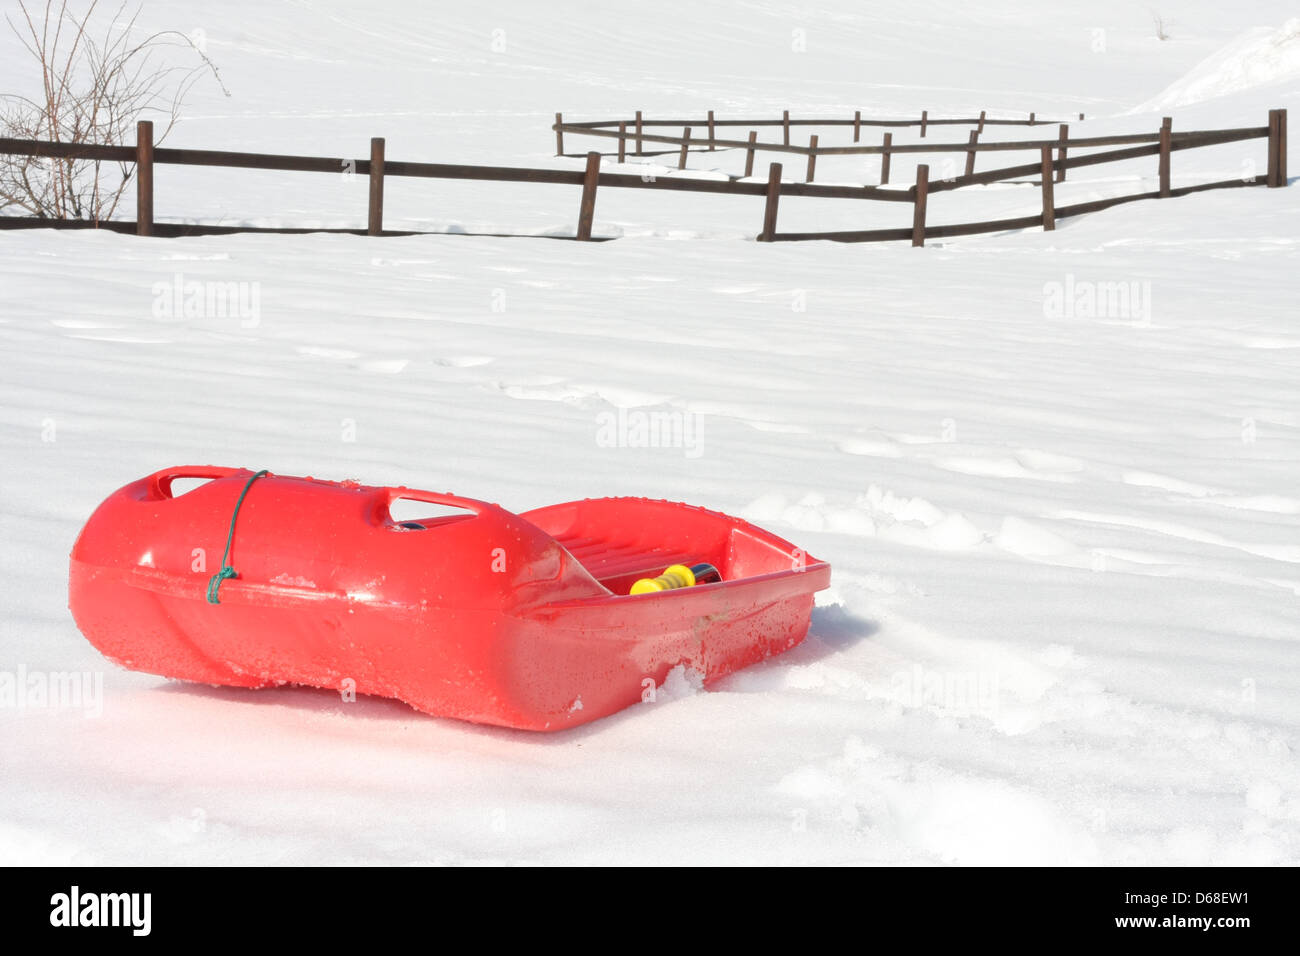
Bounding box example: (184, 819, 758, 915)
(1, 2, 1298, 865)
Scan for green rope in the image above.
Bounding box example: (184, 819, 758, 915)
(206, 469, 268, 605)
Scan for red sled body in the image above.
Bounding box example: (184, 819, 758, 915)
(68, 467, 831, 731)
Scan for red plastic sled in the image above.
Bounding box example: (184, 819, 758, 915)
(68, 467, 831, 730)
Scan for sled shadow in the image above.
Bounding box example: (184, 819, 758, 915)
(805, 603, 879, 655)
(157, 681, 436, 723)
(701, 604, 879, 695)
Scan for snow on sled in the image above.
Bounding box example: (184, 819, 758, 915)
(68, 466, 831, 730)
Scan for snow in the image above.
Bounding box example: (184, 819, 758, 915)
(1135, 18, 1300, 112)
(1, 1, 1299, 865)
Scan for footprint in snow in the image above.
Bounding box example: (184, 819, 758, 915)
(296, 345, 361, 360)
(837, 437, 904, 458)
(355, 358, 409, 374)
(934, 451, 1081, 483)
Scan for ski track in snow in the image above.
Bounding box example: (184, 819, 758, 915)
(1, 0, 1299, 865)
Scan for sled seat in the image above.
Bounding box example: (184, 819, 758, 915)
(556, 534, 700, 594)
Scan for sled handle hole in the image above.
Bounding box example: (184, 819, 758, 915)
(387, 496, 476, 530)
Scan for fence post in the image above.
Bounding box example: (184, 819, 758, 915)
(1056, 124, 1068, 183)
(911, 164, 929, 246)
(555, 112, 564, 156)
(1158, 116, 1171, 197)
(853, 110, 861, 143)
(783, 110, 790, 146)
(1040, 146, 1055, 231)
(759, 162, 782, 242)
(1281, 108, 1289, 185)
(678, 127, 691, 170)
(1268, 108, 1288, 188)
(964, 130, 978, 177)
(744, 131, 757, 178)
(1029, 111, 1035, 126)
(977, 110, 986, 134)
(708, 110, 716, 150)
(617, 122, 626, 163)
(920, 110, 928, 138)
(635, 110, 643, 155)
(135, 119, 153, 237)
(368, 136, 385, 236)
(1079, 112, 1085, 121)
(576, 151, 600, 241)
(881, 132, 892, 185)
(1268, 109, 1279, 185)
(806, 134, 818, 182)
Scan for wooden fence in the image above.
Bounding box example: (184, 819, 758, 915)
(0, 109, 1287, 246)
(554, 109, 1088, 178)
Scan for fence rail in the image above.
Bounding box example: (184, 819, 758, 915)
(553, 109, 1278, 188)
(0, 108, 1287, 246)
(556, 108, 1085, 156)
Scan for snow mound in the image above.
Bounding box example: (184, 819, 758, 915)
(1133, 19, 1300, 112)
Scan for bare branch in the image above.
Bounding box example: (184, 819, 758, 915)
(1, 0, 224, 221)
